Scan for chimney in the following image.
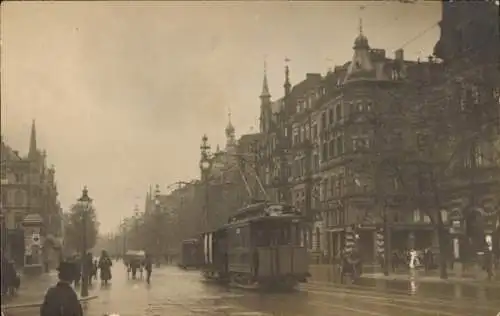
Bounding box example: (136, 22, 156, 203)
(395, 49, 404, 61)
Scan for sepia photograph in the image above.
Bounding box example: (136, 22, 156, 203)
(1, 1, 499, 315)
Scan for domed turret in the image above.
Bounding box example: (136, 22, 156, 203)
(353, 33, 369, 50)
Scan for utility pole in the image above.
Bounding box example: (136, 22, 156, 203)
(250, 140, 261, 201)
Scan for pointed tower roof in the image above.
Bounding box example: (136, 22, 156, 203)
(225, 109, 235, 138)
(260, 60, 271, 99)
(343, 16, 376, 84)
(28, 119, 38, 159)
(284, 58, 291, 95)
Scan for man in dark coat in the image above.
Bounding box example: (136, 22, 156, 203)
(144, 253, 153, 284)
(40, 261, 83, 316)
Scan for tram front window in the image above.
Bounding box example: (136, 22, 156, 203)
(254, 222, 301, 247)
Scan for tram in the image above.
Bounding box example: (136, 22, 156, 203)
(178, 238, 202, 270)
(200, 202, 310, 290)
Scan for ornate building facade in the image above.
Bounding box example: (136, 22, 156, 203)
(0, 121, 64, 272)
(432, 0, 500, 259)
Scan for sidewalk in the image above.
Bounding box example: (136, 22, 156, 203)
(361, 270, 500, 287)
(1, 272, 97, 309)
(308, 264, 500, 288)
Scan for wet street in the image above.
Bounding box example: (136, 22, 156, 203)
(5, 263, 500, 316)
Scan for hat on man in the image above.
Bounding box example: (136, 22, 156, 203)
(57, 261, 76, 280)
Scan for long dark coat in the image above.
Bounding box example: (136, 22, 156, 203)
(40, 282, 83, 316)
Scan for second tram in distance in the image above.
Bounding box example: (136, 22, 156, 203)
(199, 201, 310, 291)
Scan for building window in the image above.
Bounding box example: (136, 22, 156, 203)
(320, 181, 326, 202)
(471, 85, 480, 105)
(336, 136, 344, 155)
(366, 101, 373, 112)
(335, 104, 342, 121)
(413, 209, 421, 223)
(15, 174, 23, 183)
(328, 139, 335, 159)
(322, 143, 328, 162)
(335, 179, 341, 196)
(417, 133, 429, 150)
(356, 101, 363, 112)
(328, 109, 334, 125)
(313, 154, 319, 172)
(312, 125, 318, 139)
(321, 112, 327, 130)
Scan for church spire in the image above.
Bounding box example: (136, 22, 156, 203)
(284, 58, 291, 96)
(225, 108, 236, 147)
(28, 119, 37, 159)
(260, 59, 271, 100)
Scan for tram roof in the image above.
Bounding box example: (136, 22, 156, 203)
(225, 213, 305, 227)
(230, 202, 300, 221)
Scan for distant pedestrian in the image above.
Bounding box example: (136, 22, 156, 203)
(423, 248, 433, 272)
(93, 260, 99, 280)
(40, 261, 83, 316)
(98, 250, 113, 285)
(144, 253, 153, 284)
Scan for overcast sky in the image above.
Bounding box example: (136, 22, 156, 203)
(1, 1, 441, 233)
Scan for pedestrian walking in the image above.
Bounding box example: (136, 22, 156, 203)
(40, 261, 83, 316)
(98, 250, 113, 285)
(93, 259, 99, 280)
(423, 248, 433, 273)
(144, 253, 153, 284)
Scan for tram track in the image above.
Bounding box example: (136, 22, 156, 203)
(301, 281, 500, 306)
(298, 284, 500, 316)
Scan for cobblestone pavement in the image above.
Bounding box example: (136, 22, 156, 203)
(5, 263, 500, 316)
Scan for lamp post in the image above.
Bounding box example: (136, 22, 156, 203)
(133, 205, 141, 250)
(200, 134, 213, 231)
(77, 186, 92, 298)
(154, 191, 161, 263)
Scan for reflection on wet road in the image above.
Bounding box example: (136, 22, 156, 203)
(5, 265, 500, 316)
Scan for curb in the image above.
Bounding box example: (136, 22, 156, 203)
(358, 275, 500, 287)
(1, 295, 98, 310)
(307, 276, 500, 289)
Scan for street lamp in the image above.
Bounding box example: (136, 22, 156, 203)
(200, 134, 213, 231)
(77, 186, 92, 298)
